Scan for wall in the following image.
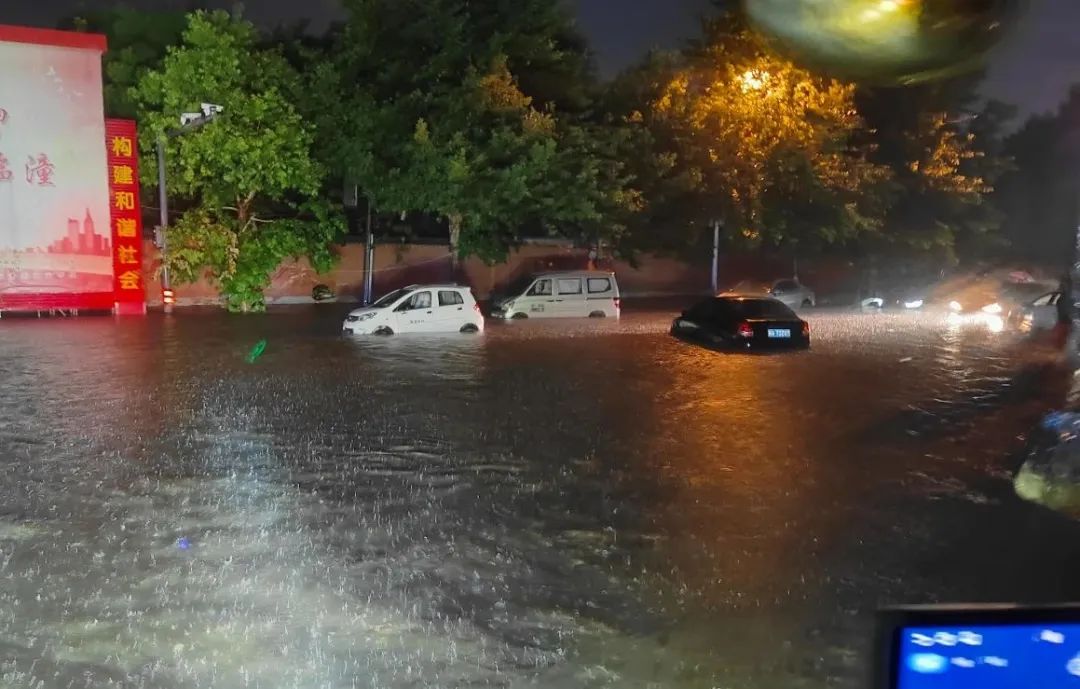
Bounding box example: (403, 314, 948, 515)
(141, 239, 857, 306)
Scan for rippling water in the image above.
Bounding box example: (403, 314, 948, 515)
(2, 307, 1079, 688)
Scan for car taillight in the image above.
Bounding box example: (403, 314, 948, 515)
(802, 321, 810, 337)
(614, 297, 621, 312)
(473, 302, 481, 313)
(737, 321, 753, 338)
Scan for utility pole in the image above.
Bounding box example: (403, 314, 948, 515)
(363, 196, 375, 305)
(156, 139, 172, 314)
(155, 103, 223, 314)
(711, 220, 721, 294)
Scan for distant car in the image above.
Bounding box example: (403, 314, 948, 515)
(1013, 291, 1062, 333)
(670, 296, 810, 349)
(342, 285, 484, 335)
(941, 280, 1055, 319)
(490, 271, 620, 319)
(768, 279, 816, 309)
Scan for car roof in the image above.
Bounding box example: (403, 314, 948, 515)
(715, 291, 774, 300)
(711, 295, 780, 303)
(534, 270, 616, 278)
(401, 283, 470, 290)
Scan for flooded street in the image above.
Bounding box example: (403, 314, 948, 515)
(2, 306, 1080, 689)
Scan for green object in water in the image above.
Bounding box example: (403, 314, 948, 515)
(247, 339, 267, 363)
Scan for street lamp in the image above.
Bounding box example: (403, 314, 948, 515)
(156, 102, 223, 313)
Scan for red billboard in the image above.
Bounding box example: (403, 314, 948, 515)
(105, 119, 145, 314)
(0, 25, 145, 314)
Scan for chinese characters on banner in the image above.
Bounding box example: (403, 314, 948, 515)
(105, 118, 146, 314)
(0, 107, 54, 186)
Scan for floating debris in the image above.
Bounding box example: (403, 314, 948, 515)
(246, 339, 267, 364)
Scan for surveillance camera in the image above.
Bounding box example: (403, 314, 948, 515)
(200, 103, 224, 118)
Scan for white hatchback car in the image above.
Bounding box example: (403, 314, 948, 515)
(342, 285, 484, 335)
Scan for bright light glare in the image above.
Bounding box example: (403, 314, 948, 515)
(984, 315, 1005, 333)
(903, 299, 924, 309)
(949, 301, 963, 312)
(740, 69, 768, 91)
(981, 302, 1003, 314)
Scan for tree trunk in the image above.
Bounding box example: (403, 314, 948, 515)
(448, 212, 463, 273)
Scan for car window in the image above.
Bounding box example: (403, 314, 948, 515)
(557, 278, 582, 295)
(438, 290, 464, 307)
(687, 299, 724, 322)
(396, 290, 431, 311)
(729, 298, 797, 319)
(527, 279, 552, 296)
(1032, 292, 1056, 307)
(373, 288, 412, 308)
(587, 277, 612, 294)
(774, 280, 799, 292)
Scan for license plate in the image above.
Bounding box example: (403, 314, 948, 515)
(767, 328, 791, 338)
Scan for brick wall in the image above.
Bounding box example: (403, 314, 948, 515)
(141, 239, 855, 306)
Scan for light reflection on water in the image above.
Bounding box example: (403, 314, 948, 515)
(1, 307, 1078, 688)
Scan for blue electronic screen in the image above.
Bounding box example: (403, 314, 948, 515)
(897, 623, 1080, 688)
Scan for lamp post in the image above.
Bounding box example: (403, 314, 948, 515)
(155, 103, 222, 313)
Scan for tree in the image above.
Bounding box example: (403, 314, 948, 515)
(855, 80, 1013, 264)
(318, 0, 636, 264)
(634, 13, 890, 255)
(133, 10, 344, 312)
(995, 86, 1080, 264)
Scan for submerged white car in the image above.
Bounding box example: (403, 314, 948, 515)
(342, 285, 484, 335)
(768, 279, 816, 309)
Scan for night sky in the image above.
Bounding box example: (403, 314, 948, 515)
(1, 0, 1076, 119)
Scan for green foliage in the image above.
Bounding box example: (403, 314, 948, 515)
(321, 0, 637, 262)
(166, 201, 343, 313)
(133, 10, 344, 312)
(855, 80, 1014, 262)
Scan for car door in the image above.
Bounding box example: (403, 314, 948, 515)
(771, 280, 799, 307)
(392, 290, 435, 332)
(1030, 292, 1060, 330)
(554, 277, 585, 317)
(435, 289, 467, 331)
(519, 278, 556, 317)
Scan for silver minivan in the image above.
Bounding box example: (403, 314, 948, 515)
(491, 271, 621, 319)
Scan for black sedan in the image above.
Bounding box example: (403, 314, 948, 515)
(670, 296, 810, 349)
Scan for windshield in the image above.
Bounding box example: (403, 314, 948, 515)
(498, 274, 537, 298)
(371, 288, 413, 308)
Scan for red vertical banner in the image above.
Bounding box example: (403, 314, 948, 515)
(104, 118, 145, 314)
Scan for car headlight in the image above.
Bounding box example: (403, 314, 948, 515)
(948, 300, 963, 312)
(981, 302, 1003, 314)
(903, 299, 924, 309)
(346, 312, 376, 323)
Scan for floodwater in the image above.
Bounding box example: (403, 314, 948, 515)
(2, 306, 1079, 689)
